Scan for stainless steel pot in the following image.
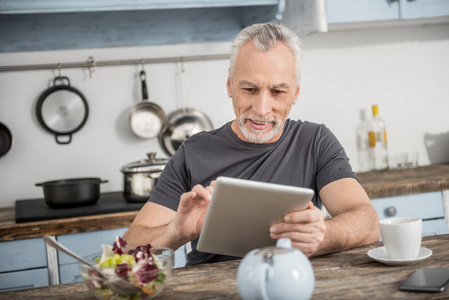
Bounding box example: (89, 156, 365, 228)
(35, 177, 108, 208)
(120, 152, 168, 203)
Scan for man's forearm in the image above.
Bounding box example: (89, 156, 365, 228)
(123, 222, 187, 251)
(314, 205, 380, 256)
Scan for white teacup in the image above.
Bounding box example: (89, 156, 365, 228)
(379, 217, 422, 260)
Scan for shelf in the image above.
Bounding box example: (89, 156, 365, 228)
(0, 1, 284, 52)
(0, 0, 279, 14)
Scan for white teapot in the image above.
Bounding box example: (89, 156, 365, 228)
(237, 238, 315, 300)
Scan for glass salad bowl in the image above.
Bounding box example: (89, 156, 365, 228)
(79, 239, 174, 300)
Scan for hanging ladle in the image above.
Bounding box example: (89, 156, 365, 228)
(43, 235, 142, 296)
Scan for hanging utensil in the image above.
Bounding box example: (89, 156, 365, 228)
(36, 76, 89, 144)
(129, 70, 167, 139)
(0, 122, 13, 157)
(159, 62, 213, 156)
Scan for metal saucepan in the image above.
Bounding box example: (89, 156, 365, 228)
(158, 64, 213, 156)
(0, 122, 13, 157)
(36, 76, 89, 145)
(129, 70, 167, 139)
(159, 108, 213, 156)
(35, 177, 108, 208)
(120, 152, 168, 203)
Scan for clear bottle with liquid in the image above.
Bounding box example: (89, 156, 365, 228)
(356, 110, 369, 172)
(367, 105, 389, 171)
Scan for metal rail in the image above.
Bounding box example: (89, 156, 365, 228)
(0, 53, 231, 73)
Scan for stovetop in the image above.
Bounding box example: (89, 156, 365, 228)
(15, 191, 145, 223)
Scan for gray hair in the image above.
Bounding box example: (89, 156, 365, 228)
(229, 23, 303, 84)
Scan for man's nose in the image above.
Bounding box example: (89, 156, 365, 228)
(252, 92, 272, 116)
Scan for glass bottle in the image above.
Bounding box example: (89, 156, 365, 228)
(367, 105, 389, 171)
(356, 110, 369, 172)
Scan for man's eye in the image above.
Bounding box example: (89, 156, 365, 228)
(244, 88, 257, 93)
(272, 90, 285, 95)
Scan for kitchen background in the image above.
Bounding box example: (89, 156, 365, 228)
(0, 19, 448, 209)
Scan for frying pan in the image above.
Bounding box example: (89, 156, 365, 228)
(159, 108, 213, 156)
(36, 76, 89, 144)
(0, 122, 13, 157)
(159, 64, 213, 156)
(129, 70, 167, 139)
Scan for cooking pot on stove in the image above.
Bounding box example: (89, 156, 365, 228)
(35, 177, 108, 208)
(121, 152, 168, 203)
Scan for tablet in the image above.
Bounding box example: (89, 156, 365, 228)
(196, 176, 314, 257)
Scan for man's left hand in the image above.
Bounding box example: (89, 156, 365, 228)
(269, 202, 326, 257)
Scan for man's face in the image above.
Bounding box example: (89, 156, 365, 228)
(227, 41, 300, 144)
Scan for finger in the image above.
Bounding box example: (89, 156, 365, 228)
(270, 222, 321, 236)
(270, 231, 324, 256)
(205, 184, 215, 195)
(191, 184, 212, 201)
(284, 205, 323, 223)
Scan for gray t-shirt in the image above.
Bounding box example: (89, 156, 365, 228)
(150, 119, 357, 265)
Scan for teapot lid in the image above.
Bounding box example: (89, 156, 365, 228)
(253, 238, 295, 263)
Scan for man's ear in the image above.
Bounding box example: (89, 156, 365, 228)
(292, 84, 300, 105)
(226, 70, 232, 98)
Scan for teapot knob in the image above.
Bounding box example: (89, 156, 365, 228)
(263, 252, 274, 265)
(276, 238, 292, 249)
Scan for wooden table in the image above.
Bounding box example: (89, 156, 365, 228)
(2, 234, 449, 299)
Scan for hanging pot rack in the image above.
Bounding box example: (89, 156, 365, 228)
(0, 53, 230, 75)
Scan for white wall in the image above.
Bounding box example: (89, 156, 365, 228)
(0, 23, 448, 208)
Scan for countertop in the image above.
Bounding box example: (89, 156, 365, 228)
(1, 163, 448, 242)
(357, 163, 449, 199)
(2, 234, 449, 299)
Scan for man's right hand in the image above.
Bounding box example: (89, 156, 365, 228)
(124, 181, 216, 250)
(173, 181, 216, 242)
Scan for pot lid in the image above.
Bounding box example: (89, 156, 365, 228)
(121, 152, 168, 173)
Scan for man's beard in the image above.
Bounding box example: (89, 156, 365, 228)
(238, 115, 283, 143)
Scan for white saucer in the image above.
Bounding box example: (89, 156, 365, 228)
(367, 246, 432, 266)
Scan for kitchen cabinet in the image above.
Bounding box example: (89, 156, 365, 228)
(57, 227, 129, 284)
(326, 0, 449, 24)
(0, 238, 49, 292)
(0, 0, 284, 52)
(371, 191, 449, 236)
(56, 227, 186, 284)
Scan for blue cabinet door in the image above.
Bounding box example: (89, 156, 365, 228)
(371, 191, 448, 236)
(0, 268, 49, 292)
(0, 238, 47, 273)
(326, 0, 399, 24)
(57, 227, 129, 265)
(399, 0, 449, 19)
(57, 227, 187, 284)
(57, 227, 129, 284)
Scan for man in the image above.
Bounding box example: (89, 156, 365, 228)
(123, 23, 380, 265)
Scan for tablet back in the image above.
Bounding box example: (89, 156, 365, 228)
(197, 176, 314, 257)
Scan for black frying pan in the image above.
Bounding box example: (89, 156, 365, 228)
(0, 122, 12, 157)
